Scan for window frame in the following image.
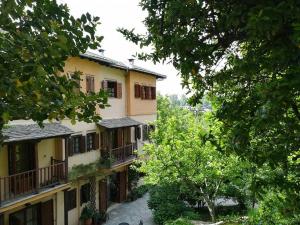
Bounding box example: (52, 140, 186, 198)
(86, 75, 95, 93)
(72, 135, 82, 154)
(86, 132, 96, 151)
(107, 80, 117, 98)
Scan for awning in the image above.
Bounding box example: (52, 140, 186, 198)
(3, 123, 73, 143)
(98, 117, 142, 129)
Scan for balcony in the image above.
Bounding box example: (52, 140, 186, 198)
(100, 143, 137, 168)
(0, 161, 67, 205)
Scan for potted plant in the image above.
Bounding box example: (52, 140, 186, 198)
(80, 205, 94, 225)
(93, 210, 108, 225)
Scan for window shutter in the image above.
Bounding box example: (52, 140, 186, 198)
(141, 86, 145, 99)
(68, 137, 73, 156)
(86, 76, 90, 93)
(101, 80, 108, 91)
(117, 82, 122, 98)
(134, 84, 141, 98)
(151, 87, 156, 99)
(91, 77, 95, 92)
(80, 135, 86, 153)
(94, 133, 99, 150)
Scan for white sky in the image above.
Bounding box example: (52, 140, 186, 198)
(58, 0, 186, 96)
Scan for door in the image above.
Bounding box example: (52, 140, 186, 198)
(99, 179, 108, 212)
(118, 171, 127, 202)
(8, 143, 36, 194)
(41, 200, 54, 225)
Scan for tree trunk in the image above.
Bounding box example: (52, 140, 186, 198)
(203, 196, 216, 222)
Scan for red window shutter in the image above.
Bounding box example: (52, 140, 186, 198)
(134, 84, 141, 98)
(117, 82, 122, 98)
(101, 80, 108, 91)
(141, 86, 145, 99)
(80, 135, 86, 153)
(151, 87, 156, 99)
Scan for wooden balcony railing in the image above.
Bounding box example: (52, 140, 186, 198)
(0, 161, 67, 205)
(100, 143, 137, 167)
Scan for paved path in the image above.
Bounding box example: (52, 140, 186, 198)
(104, 193, 155, 225)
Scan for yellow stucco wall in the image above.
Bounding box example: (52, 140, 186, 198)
(64, 57, 127, 119)
(126, 71, 157, 116)
(38, 139, 56, 168)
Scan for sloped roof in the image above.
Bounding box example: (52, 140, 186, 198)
(98, 117, 142, 129)
(80, 51, 128, 70)
(79, 51, 167, 79)
(130, 64, 167, 79)
(3, 123, 73, 143)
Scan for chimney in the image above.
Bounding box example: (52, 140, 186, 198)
(98, 49, 105, 56)
(128, 58, 135, 65)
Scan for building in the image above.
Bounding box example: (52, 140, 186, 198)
(0, 51, 166, 225)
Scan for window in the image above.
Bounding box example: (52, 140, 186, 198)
(72, 136, 82, 154)
(86, 75, 95, 93)
(87, 132, 99, 151)
(80, 183, 91, 205)
(107, 81, 116, 97)
(66, 189, 77, 211)
(139, 85, 156, 100)
(9, 205, 39, 225)
(102, 80, 122, 98)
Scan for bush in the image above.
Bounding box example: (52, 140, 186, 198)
(127, 184, 152, 201)
(148, 184, 191, 225)
(247, 191, 300, 225)
(165, 218, 193, 225)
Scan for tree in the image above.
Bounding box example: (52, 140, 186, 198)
(0, 0, 108, 141)
(120, 0, 300, 212)
(141, 97, 243, 222)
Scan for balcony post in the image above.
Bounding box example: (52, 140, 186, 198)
(64, 136, 69, 182)
(34, 142, 40, 193)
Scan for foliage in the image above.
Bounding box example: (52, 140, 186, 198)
(127, 184, 151, 201)
(0, 0, 108, 142)
(247, 190, 300, 225)
(80, 204, 94, 221)
(148, 184, 191, 225)
(120, 0, 300, 217)
(68, 161, 99, 181)
(128, 161, 143, 191)
(165, 218, 193, 225)
(142, 97, 244, 222)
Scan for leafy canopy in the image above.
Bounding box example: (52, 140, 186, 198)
(0, 0, 108, 136)
(141, 96, 244, 221)
(120, 0, 300, 206)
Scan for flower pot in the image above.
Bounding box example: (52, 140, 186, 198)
(84, 218, 93, 225)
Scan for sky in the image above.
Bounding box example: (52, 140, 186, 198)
(58, 0, 186, 96)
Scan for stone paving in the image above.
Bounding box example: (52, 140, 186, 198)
(104, 193, 155, 225)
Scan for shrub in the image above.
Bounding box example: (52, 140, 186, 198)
(247, 191, 300, 225)
(127, 184, 152, 201)
(165, 218, 193, 225)
(148, 184, 190, 225)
